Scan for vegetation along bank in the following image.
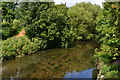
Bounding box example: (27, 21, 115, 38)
(1, 0, 120, 79)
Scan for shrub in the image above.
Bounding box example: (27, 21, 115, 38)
(101, 65, 111, 74)
(2, 37, 46, 60)
(100, 64, 119, 79)
(105, 70, 119, 78)
(95, 2, 120, 79)
(95, 45, 119, 63)
(1, 21, 17, 40)
(1, 20, 22, 40)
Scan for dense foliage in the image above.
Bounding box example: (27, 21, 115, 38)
(1, 2, 100, 60)
(1, 2, 22, 40)
(67, 2, 100, 40)
(2, 37, 46, 60)
(18, 2, 77, 48)
(1, 1, 120, 79)
(95, 1, 120, 78)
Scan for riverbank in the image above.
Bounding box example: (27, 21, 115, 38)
(96, 57, 120, 79)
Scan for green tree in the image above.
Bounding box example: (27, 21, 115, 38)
(18, 2, 75, 48)
(68, 2, 101, 40)
(2, 2, 15, 23)
(1, 2, 18, 40)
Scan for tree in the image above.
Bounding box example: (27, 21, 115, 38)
(18, 2, 75, 48)
(1, 2, 19, 40)
(2, 2, 15, 23)
(67, 2, 101, 40)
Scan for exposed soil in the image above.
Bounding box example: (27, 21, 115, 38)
(16, 29, 26, 38)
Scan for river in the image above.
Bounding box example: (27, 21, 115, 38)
(2, 40, 98, 79)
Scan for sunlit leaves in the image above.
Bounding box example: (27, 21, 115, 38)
(2, 37, 46, 60)
(68, 2, 100, 40)
(19, 3, 75, 48)
(95, 1, 120, 78)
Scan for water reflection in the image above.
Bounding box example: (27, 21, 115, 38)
(2, 41, 98, 78)
(64, 68, 95, 78)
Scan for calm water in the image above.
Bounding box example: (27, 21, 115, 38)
(2, 41, 98, 78)
(64, 68, 94, 78)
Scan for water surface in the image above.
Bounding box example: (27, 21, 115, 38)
(2, 41, 98, 78)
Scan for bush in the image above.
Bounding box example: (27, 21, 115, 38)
(1, 20, 22, 40)
(105, 70, 119, 78)
(95, 45, 119, 63)
(2, 37, 46, 60)
(101, 65, 111, 74)
(100, 64, 119, 78)
(95, 2, 120, 79)
(1, 21, 17, 40)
